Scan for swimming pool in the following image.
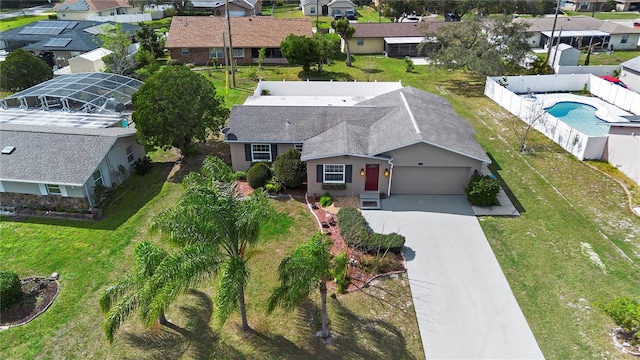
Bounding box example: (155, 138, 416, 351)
(545, 102, 610, 136)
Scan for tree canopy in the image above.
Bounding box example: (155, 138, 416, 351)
(314, 33, 341, 73)
(0, 49, 53, 92)
(426, 15, 530, 76)
(331, 19, 355, 67)
(97, 23, 135, 75)
(280, 34, 320, 74)
(131, 65, 228, 156)
(135, 23, 165, 59)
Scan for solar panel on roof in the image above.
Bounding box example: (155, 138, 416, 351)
(43, 38, 72, 48)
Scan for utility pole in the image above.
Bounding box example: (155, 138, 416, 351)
(225, 0, 236, 88)
(545, 0, 563, 64)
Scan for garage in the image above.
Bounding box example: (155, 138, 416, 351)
(390, 167, 471, 195)
(229, 10, 246, 16)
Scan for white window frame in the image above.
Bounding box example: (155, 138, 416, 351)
(323, 164, 345, 183)
(621, 34, 629, 44)
(310, 6, 316, 14)
(46, 184, 62, 195)
(251, 144, 271, 162)
(93, 170, 103, 186)
(357, 38, 364, 46)
(294, 143, 303, 151)
(232, 48, 244, 58)
(181, 48, 189, 55)
(126, 146, 134, 163)
(210, 47, 224, 58)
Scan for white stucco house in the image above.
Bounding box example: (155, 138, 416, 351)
(300, 0, 354, 17)
(620, 56, 640, 93)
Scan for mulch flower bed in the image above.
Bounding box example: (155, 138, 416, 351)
(0, 277, 60, 329)
(236, 180, 406, 293)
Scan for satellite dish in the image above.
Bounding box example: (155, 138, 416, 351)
(114, 102, 125, 113)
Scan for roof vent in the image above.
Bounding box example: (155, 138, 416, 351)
(2, 146, 16, 154)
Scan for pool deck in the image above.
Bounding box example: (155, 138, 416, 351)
(532, 93, 632, 123)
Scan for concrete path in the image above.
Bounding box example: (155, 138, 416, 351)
(362, 195, 544, 360)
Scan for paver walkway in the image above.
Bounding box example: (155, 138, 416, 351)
(362, 195, 544, 360)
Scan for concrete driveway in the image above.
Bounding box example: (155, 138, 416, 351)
(362, 195, 544, 360)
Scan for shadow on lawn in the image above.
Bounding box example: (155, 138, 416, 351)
(487, 152, 526, 214)
(122, 290, 244, 360)
(440, 78, 486, 98)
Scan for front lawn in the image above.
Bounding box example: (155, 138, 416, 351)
(0, 15, 48, 32)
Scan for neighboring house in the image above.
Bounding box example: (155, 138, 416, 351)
(0, 20, 138, 68)
(347, 20, 447, 57)
(0, 73, 145, 210)
(225, 81, 490, 198)
(604, 122, 640, 185)
(563, 0, 640, 12)
(615, 0, 640, 11)
(327, 0, 355, 16)
(166, 16, 313, 65)
(54, 0, 141, 21)
(515, 16, 640, 51)
(300, 0, 330, 16)
(67, 47, 113, 73)
(620, 56, 640, 92)
(191, 0, 263, 16)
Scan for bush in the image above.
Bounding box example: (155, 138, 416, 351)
(247, 162, 272, 189)
(133, 156, 153, 175)
(404, 57, 414, 73)
(361, 255, 395, 274)
(48, 14, 58, 19)
(595, 296, 640, 343)
(464, 174, 500, 206)
(232, 171, 247, 181)
(265, 178, 282, 194)
(0, 270, 22, 310)
(319, 192, 332, 207)
(273, 148, 306, 188)
(337, 207, 406, 254)
(93, 184, 116, 208)
(332, 252, 349, 293)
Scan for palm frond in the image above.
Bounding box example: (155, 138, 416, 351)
(215, 256, 249, 326)
(103, 290, 141, 343)
(99, 275, 137, 314)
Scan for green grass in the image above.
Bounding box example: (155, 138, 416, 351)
(1, 57, 640, 359)
(579, 49, 640, 65)
(593, 11, 640, 20)
(0, 15, 48, 32)
(356, 6, 392, 23)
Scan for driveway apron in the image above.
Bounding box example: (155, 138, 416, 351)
(362, 195, 544, 360)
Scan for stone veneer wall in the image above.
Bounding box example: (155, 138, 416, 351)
(0, 193, 89, 211)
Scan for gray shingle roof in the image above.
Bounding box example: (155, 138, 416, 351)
(515, 16, 640, 35)
(621, 55, 640, 72)
(0, 124, 136, 185)
(226, 86, 490, 163)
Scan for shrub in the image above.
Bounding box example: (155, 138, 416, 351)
(247, 162, 272, 189)
(48, 14, 58, 20)
(273, 148, 306, 188)
(0, 270, 22, 310)
(404, 57, 414, 73)
(319, 192, 332, 207)
(464, 174, 500, 206)
(595, 296, 640, 343)
(93, 184, 116, 208)
(201, 156, 234, 182)
(332, 252, 349, 293)
(337, 207, 406, 254)
(322, 183, 346, 190)
(232, 171, 247, 181)
(133, 156, 153, 175)
(166, 58, 181, 66)
(361, 255, 395, 274)
(265, 178, 282, 194)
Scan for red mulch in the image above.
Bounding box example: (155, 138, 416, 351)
(236, 180, 406, 293)
(0, 277, 59, 327)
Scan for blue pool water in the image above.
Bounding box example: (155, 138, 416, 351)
(545, 102, 610, 136)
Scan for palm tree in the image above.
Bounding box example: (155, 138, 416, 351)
(151, 169, 272, 331)
(99, 241, 170, 343)
(267, 233, 334, 338)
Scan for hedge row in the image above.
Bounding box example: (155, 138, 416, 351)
(337, 207, 405, 254)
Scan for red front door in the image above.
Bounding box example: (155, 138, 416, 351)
(365, 164, 379, 191)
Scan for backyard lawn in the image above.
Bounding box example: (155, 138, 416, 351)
(1, 57, 639, 359)
(0, 15, 48, 32)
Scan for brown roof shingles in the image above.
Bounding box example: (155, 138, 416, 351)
(166, 17, 313, 49)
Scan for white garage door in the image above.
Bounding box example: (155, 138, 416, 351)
(390, 167, 471, 195)
(229, 10, 246, 16)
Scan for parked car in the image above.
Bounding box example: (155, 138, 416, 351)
(345, 9, 356, 20)
(333, 9, 343, 20)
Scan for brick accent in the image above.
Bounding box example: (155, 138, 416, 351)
(0, 193, 89, 211)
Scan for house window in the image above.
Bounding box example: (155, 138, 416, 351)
(621, 34, 629, 44)
(210, 47, 224, 58)
(357, 39, 364, 46)
(579, 2, 589, 10)
(232, 48, 244, 58)
(294, 143, 303, 151)
(93, 170, 103, 186)
(126, 146, 134, 163)
(310, 6, 316, 14)
(181, 48, 189, 55)
(323, 164, 345, 183)
(251, 144, 271, 162)
(46, 184, 62, 195)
